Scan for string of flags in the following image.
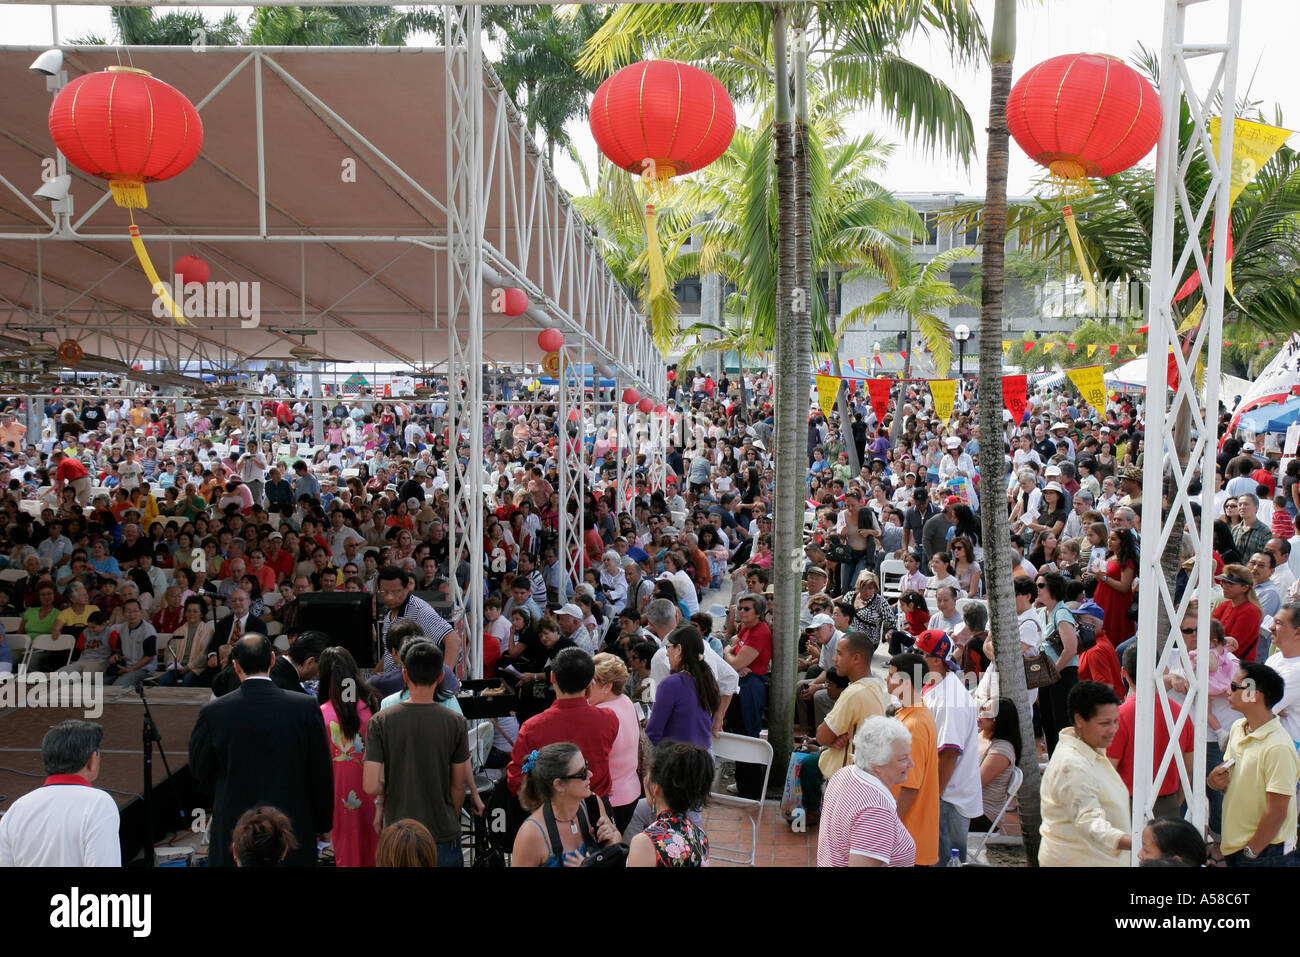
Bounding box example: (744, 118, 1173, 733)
(998, 340, 1285, 357)
(813, 364, 1110, 427)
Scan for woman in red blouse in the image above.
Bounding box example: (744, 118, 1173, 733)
(1212, 565, 1265, 663)
(724, 593, 772, 798)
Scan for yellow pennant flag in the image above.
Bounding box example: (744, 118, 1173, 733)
(1067, 365, 1108, 415)
(1002, 340, 1012, 354)
(1179, 298, 1205, 334)
(930, 379, 957, 423)
(1086, 344, 1098, 357)
(1128, 345, 1141, 356)
(815, 374, 840, 422)
(1210, 117, 1293, 208)
(1044, 342, 1057, 353)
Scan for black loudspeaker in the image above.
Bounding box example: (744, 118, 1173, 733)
(296, 592, 376, 668)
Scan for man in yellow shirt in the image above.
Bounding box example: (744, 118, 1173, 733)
(1210, 661, 1300, 866)
(797, 631, 889, 822)
(887, 652, 940, 866)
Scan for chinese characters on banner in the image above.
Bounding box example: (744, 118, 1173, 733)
(867, 378, 892, 424)
(1002, 374, 1028, 423)
(1066, 365, 1108, 416)
(929, 379, 957, 423)
(814, 374, 840, 422)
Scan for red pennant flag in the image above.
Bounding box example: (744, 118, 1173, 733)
(874, 354, 884, 366)
(867, 378, 892, 424)
(1023, 341, 1035, 355)
(899, 349, 908, 359)
(846, 358, 855, 370)
(1109, 344, 1119, 359)
(1136, 324, 1149, 333)
(1167, 351, 1180, 390)
(1002, 374, 1028, 423)
(1067, 343, 1077, 354)
(1174, 218, 1233, 302)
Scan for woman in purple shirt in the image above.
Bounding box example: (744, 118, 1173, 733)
(646, 625, 719, 751)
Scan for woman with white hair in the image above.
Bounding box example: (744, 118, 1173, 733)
(599, 550, 628, 614)
(816, 715, 917, 867)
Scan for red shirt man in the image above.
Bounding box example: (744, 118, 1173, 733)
(1108, 680, 1195, 804)
(55, 455, 89, 483)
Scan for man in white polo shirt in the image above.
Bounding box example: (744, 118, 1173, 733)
(0, 720, 120, 866)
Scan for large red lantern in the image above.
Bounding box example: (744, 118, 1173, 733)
(622, 387, 641, 406)
(637, 398, 654, 414)
(653, 404, 667, 416)
(49, 67, 204, 325)
(1007, 53, 1160, 180)
(589, 61, 735, 299)
(537, 328, 564, 353)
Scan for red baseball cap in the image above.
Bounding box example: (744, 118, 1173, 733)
(914, 629, 959, 669)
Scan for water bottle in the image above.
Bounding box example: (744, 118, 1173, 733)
(947, 848, 962, 867)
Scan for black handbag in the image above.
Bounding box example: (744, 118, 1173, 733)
(580, 798, 627, 868)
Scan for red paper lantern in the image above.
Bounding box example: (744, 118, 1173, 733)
(654, 404, 667, 416)
(537, 328, 564, 353)
(622, 388, 641, 405)
(1007, 54, 1160, 179)
(174, 255, 209, 287)
(49, 66, 204, 208)
(637, 398, 654, 414)
(502, 288, 529, 316)
(589, 61, 736, 180)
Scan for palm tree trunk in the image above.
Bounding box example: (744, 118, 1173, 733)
(826, 264, 862, 476)
(770, 3, 800, 788)
(978, 0, 1042, 865)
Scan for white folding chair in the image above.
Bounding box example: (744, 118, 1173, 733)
(879, 558, 906, 601)
(969, 766, 1025, 862)
(5, 634, 30, 667)
(26, 633, 75, 670)
(708, 732, 774, 867)
(266, 621, 284, 637)
(0, 616, 22, 635)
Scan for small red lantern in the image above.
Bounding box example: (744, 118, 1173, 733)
(537, 328, 564, 353)
(174, 255, 210, 287)
(48, 66, 204, 325)
(502, 288, 529, 316)
(622, 388, 641, 405)
(637, 398, 654, 414)
(1007, 53, 1161, 180)
(57, 339, 84, 367)
(654, 404, 667, 416)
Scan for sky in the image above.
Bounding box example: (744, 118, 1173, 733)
(3, 0, 1297, 199)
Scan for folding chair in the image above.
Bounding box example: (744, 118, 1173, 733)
(462, 721, 499, 865)
(708, 732, 774, 866)
(25, 633, 76, 671)
(969, 766, 1025, 862)
(878, 559, 906, 601)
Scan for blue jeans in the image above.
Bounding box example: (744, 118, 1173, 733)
(938, 799, 970, 864)
(1205, 739, 1225, 838)
(436, 838, 463, 867)
(1226, 842, 1290, 867)
(840, 552, 871, 595)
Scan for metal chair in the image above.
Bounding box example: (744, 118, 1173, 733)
(969, 765, 1025, 862)
(708, 732, 774, 867)
(879, 558, 906, 601)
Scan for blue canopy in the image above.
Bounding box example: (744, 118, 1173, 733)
(536, 376, 616, 388)
(1238, 396, 1300, 434)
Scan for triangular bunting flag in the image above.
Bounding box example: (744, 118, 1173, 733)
(846, 358, 855, 370)
(1023, 341, 1035, 355)
(1002, 340, 1013, 354)
(1109, 345, 1119, 359)
(1067, 343, 1077, 354)
(1087, 344, 1098, 357)
(1044, 342, 1057, 353)
(1129, 345, 1140, 355)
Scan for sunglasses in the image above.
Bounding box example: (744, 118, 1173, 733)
(1230, 682, 1251, 693)
(1180, 626, 1198, 635)
(557, 765, 591, 782)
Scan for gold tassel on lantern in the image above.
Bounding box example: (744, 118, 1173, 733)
(1062, 204, 1099, 315)
(130, 222, 188, 325)
(644, 202, 667, 300)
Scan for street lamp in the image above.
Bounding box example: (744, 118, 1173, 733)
(954, 324, 971, 378)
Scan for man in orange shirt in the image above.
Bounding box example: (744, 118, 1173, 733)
(887, 652, 941, 866)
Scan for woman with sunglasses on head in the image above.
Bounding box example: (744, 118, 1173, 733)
(510, 742, 620, 867)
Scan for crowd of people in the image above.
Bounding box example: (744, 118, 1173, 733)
(0, 362, 1296, 868)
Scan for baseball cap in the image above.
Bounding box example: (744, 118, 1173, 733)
(944, 495, 962, 506)
(557, 603, 584, 619)
(914, 629, 960, 668)
(1075, 601, 1105, 621)
(808, 613, 834, 630)
(1044, 464, 1062, 477)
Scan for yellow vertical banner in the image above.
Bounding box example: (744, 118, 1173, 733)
(815, 374, 840, 422)
(1067, 365, 1108, 415)
(929, 378, 957, 422)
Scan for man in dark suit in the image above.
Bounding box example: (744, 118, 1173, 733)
(269, 631, 328, 693)
(207, 589, 269, 696)
(188, 635, 332, 867)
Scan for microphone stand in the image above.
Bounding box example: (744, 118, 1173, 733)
(134, 683, 175, 866)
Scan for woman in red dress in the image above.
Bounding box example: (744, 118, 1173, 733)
(317, 647, 380, 867)
(1093, 528, 1138, 647)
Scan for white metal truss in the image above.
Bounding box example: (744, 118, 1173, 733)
(443, 4, 486, 679)
(557, 340, 588, 594)
(1132, 0, 1239, 860)
(648, 412, 667, 494)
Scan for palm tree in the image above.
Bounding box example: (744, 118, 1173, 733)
(580, 0, 986, 782)
(976, 0, 1044, 864)
(838, 246, 976, 378)
(73, 6, 246, 45)
(493, 6, 609, 169)
(247, 6, 441, 46)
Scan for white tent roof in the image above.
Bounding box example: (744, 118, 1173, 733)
(0, 45, 665, 396)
